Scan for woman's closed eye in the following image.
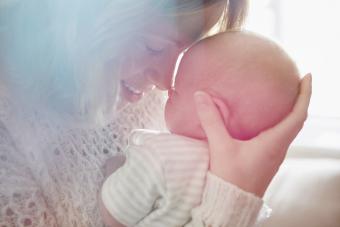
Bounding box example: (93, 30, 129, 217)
(144, 42, 165, 55)
(142, 35, 167, 55)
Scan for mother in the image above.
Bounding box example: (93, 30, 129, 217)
(0, 0, 311, 226)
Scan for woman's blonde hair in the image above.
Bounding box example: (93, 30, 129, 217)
(221, 0, 248, 30)
(0, 0, 248, 125)
(160, 0, 248, 30)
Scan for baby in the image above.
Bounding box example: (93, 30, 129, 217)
(100, 31, 299, 227)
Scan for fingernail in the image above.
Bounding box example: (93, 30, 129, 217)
(306, 72, 312, 79)
(194, 91, 209, 106)
(307, 73, 312, 85)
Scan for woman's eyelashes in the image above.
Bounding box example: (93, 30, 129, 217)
(144, 42, 165, 55)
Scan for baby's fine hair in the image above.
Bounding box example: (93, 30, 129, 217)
(180, 31, 300, 139)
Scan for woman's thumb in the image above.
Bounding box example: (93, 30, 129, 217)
(194, 91, 232, 146)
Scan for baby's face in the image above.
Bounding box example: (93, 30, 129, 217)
(164, 55, 207, 139)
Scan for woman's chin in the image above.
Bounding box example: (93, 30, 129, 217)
(119, 83, 144, 104)
(122, 92, 144, 103)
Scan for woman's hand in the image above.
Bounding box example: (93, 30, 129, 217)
(194, 74, 312, 197)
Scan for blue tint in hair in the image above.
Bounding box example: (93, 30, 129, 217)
(0, 0, 149, 120)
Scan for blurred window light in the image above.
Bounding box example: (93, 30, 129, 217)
(245, 0, 340, 149)
(246, 0, 340, 118)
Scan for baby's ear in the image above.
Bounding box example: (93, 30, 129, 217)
(211, 96, 230, 128)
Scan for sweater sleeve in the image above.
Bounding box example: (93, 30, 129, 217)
(0, 122, 57, 227)
(185, 172, 267, 227)
(101, 146, 165, 226)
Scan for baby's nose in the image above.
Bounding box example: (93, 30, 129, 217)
(167, 88, 174, 98)
(145, 68, 172, 90)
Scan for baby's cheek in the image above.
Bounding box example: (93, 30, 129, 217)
(178, 107, 206, 139)
(165, 100, 205, 139)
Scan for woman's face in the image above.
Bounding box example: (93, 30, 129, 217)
(118, 3, 224, 104)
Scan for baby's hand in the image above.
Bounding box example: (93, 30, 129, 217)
(194, 74, 312, 197)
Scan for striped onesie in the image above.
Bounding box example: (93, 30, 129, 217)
(101, 129, 210, 227)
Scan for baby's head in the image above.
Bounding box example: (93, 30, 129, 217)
(165, 31, 300, 140)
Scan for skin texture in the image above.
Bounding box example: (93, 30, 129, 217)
(165, 31, 300, 140)
(194, 74, 312, 197)
(99, 154, 126, 227)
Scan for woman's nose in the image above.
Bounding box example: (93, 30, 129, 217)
(145, 68, 172, 90)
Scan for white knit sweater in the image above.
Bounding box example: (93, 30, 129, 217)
(0, 88, 266, 227)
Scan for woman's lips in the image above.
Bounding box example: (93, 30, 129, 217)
(120, 81, 144, 103)
(122, 81, 143, 94)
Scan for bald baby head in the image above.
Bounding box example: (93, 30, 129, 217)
(165, 31, 300, 140)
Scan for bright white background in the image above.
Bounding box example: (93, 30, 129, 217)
(245, 0, 340, 149)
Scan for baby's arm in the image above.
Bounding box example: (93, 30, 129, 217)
(99, 191, 125, 227)
(99, 147, 164, 227)
(193, 75, 311, 197)
(99, 154, 126, 227)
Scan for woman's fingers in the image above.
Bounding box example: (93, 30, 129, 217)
(194, 91, 236, 176)
(194, 91, 233, 148)
(257, 74, 312, 146)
